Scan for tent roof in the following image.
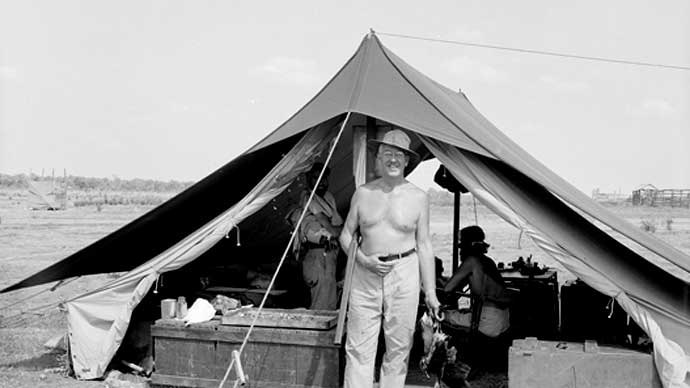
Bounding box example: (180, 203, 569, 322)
(250, 33, 690, 276)
(26, 180, 65, 210)
(4, 32, 689, 293)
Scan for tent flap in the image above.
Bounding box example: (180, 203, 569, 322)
(420, 136, 690, 387)
(65, 123, 341, 379)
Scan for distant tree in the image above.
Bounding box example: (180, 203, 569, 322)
(0, 173, 193, 193)
(427, 188, 454, 206)
(0, 173, 28, 189)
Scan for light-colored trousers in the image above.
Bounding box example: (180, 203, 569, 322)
(302, 248, 338, 310)
(344, 253, 420, 388)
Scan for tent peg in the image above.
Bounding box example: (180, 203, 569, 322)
(232, 350, 248, 386)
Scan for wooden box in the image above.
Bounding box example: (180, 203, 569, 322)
(151, 314, 340, 388)
(508, 338, 662, 388)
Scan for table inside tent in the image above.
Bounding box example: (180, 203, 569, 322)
(499, 269, 559, 340)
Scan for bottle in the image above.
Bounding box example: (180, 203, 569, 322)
(176, 296, 188, 319)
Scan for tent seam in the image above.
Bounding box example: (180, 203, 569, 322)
(373, 34, 496, 159)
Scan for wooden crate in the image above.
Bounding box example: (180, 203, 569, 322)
(509, 338, 662, 388)
(151, 316, 340, 388)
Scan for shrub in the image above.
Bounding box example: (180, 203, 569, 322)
(640, 219, 656, 233)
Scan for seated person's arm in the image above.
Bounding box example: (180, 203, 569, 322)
(443, 257, 475, 293)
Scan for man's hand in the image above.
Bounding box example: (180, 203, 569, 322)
(318, 235, 339, 252)
(326, 236, 339, 251)
(314, 213, 332, 227)
(424, 292, 442, 321)
(359, 253, 395, 277)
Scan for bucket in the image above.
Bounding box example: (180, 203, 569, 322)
(161, 299, 176, 319)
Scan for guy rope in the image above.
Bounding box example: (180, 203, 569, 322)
(217, 112, 352, 388)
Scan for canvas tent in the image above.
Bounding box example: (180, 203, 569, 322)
(26, 178, 67, 210)
(3, 32, 689, 387)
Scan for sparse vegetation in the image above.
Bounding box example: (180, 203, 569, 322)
(71, 191, 174, 207)
(640, 217, 676, 233)
(0, 173, 193, 193)
(640, 219, 657, 233)
(0, 173, 193, 208)
(427, 188, 455, 206)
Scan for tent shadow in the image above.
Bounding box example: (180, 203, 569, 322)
(1, 350, 64, 371)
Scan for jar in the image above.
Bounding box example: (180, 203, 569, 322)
(176, 296, 188, 319)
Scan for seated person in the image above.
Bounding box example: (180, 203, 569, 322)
(442, 225, 511, 338)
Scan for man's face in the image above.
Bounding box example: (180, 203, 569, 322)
(460, 241, 489, 255)
(308, 173, 329, 195)
(377, 144, 408, 178)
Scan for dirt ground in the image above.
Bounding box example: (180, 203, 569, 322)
(1, 189, 689, 387)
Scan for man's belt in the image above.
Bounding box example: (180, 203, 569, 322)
(378, 248, 417, 262)
(303, 241, 330, 250)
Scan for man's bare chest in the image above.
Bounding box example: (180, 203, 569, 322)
(359, 194, 419, 231)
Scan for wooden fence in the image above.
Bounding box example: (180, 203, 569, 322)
(631, 189, 690, 208)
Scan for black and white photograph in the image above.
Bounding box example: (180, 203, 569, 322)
(1, 1, 688, 387)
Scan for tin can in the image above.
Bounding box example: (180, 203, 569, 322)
(161, 299, 176, 319)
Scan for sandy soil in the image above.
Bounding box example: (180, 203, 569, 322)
(1, 189, 689, 387)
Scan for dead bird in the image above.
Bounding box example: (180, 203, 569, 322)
(419, 312, 471, 388)
(211, 294, 241, 315)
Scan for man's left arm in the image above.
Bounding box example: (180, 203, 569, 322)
(416, 192, 441, 319)
(325, 192, 344, 227)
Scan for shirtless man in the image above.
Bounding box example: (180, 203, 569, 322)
(443, 225, 511, 337)
(339, 129, 441, 388)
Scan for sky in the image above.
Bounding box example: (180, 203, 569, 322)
(0, 0, 688, 195)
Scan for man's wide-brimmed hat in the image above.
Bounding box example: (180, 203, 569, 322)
(368, 129, 420, 164)
(459, 225, 489, 248)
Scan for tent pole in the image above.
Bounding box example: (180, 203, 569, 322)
(365, 116, 377, 182)
(452, 191, 460, 271)
(335, 114, 369, 344)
